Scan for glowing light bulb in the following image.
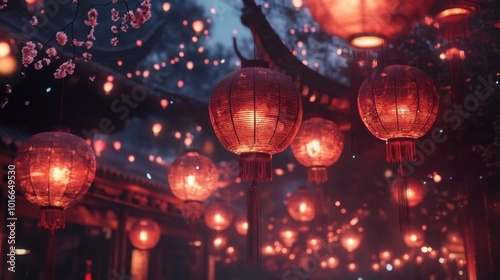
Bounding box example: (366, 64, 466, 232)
(299, 202, 307, 213)
(306, 139, 321, 157)
(139, 231, 148, 241)
(51, 167, 69, 182)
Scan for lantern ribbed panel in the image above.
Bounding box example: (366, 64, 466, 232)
(168, 151, 217, 202)
(290, 117, 344, 184)
(14, 132, 96, 208)
(287, 187, 315, 222)
(209, 67, 302, 155)
(358, 65, 439, 163)
(129, 219, 161, 250)
(204, 202, 233, 231)
(305, 0, 433, 48)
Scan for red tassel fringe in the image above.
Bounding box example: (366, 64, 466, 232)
(308, 167, 328, 185)
(240, 153, 272, 182)
(39, 207, 65, 234)
(43, 233, 56, 280)
(386, 139, 416, 163)
(438, 19, 470, 40)
(315, 185, 324, 232)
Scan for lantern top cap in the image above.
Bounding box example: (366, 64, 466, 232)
(241, 59, 269, 69)
(435, 3, 479, 23)
(184, 149, 201, 156)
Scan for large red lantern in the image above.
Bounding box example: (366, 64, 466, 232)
(168, 150, 218, 221)
(434, 1, 479, 39)
(305, 0, 434, 49)
(15, 131, 96, 232)
(358, 65, 439, 163)
(129, 219, 161, 250)
(209, 60, 302, 265)
(15, 131, 96, 280)
(291, 117, 344, 185)
(358, 65, 439, 232)
(204, 202, 233, 231)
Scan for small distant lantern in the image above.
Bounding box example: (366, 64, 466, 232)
(391, 179, 425, 207)
(280, 228, 299, 247)
(129, 219, 161, 250)
(168, 151, 217, 222)
(235, 215, 248, 235)
(204, 202, 233, 231)
(287, 187, 315, 222)
(403, 230, 425, 248)
(92, 139, 106, 157)
(192, 20, 204, 34)
(152, 123, 162, 136)
(340, 231, 361, 252)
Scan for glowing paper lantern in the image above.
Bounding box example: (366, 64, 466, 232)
(358, 65, 439, 232)
(235, 215, 248, 235)
(209, 60, 302, 265)
(129, 219, 161, 250)
(204, 202, 233, 231)
(291, 117, 344, 184)
(15, 131, 96, 232)
(152, 123, 162, 136)
(209, 60, 302, 182)
(280, 228, 299, 247)
(168, 151, 218, 221)
(358, 65, 439, 163)
(192, 20, 204, 34)
(287, 187, 315, 222)
(391, 179, 425, 207)
(305, 0, 433, 49)
(403, 230, 425, 248)
(340, 231, 361, 252)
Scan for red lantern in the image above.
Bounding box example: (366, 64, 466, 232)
(434, 1, 479, 40)
(291, 117, 344, 185)
(391, 179, 426, 207)
(340, 231, 362, 252)
(403, 230, 425, 248)
(15, 131, 96, 280)
(305, 0, 434, 49)
(287, 187, 315, 222)
(209, 60, 302, 182)
(209, 60, 302, 265)
(358, 65, 439, 232)
(168, 150, 218, 221)
(129, 219, 161, 250)
(358, 65, 439, 163)
(204, 202, 233, 231)
(15, 131, 96, 232)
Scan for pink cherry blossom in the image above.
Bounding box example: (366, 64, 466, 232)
(21, 42, 38, 67)
(43, 58, 51, 65)
(85, 41, 93, 49)
(72, 39, 84, 47)
(34, 60, 43, 70)
(111, 37, 119, 46)
(87, 27, 96, 40)
(84, 8, 98, 27)
(121, 24, 129, 33)
(6, 84, 12, 94)
(56, 31, 68, 46)
(111, 25, 118, 33)
(82, 52, 92, 62)
(111, 9, 119, 22)
(30, 16, 38, 26)
(89, 76, 95, 81)
(54, 60, 75, 79)
(46, 47, 57, 58)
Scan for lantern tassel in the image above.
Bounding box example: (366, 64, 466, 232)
(438, 20, 470, 40)
(43, 232, 56, 280)
(386, 139, 416, 163)
(39, 206, 65, 234)
(315, 183, 324, 232)
(397, 164, 411, 234)
(240, 152, 272, 182)
(247, 180, 260, 267)
(308, 167, 328, 185)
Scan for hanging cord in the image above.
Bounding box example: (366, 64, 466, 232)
(247, 179, 260, 267)
(397, 163, 411, 234)
(43, 232, 56, 280)
(315, 182, 324, 232)
(58, 79, 65, 129)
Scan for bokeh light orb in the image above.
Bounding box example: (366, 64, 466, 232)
(129, 219, 161, 250)
(287, 187, 315, 222)
(204, 202, 233, 231)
